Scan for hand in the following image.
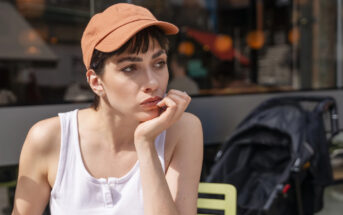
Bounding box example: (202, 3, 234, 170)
(134, 89, 191, 143)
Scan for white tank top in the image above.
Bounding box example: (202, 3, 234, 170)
(50, 109, 166, 215)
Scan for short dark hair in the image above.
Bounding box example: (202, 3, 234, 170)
(89, 26, 169, 110)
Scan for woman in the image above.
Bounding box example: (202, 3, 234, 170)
(12, 3, 203, 215)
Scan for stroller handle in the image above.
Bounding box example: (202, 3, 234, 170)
(327, 101, 339, 137)
(263, 96, 339, 136)
(314, 98, 339, 137)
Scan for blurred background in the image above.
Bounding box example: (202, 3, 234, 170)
(1, 0, 343, 214)
(0, 0, 341, 106)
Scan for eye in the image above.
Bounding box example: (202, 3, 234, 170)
(154, 60, 166, 69)
(121, 64, 137, 73)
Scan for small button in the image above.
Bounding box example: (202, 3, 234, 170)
(102, 184, 114, 207)
(105, 192, 111, 199)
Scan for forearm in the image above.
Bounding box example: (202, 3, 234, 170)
(135, 140, 179, 215)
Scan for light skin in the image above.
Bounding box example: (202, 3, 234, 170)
(12, 39, 203, 215)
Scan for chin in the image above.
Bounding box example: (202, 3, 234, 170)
(138, 108, 160, 122)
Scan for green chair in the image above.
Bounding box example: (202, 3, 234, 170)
(0, 180, 16, 214)
(0, 166, 18, 214)
(0, 180, 17, 188)
(198, 182, 237, 215)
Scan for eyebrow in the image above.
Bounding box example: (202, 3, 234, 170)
(116, 50, 166, 64)
(152, 50, 166, 59)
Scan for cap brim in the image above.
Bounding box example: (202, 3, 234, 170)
(95, 20, 179, 53)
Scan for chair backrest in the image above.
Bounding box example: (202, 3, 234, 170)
(0, 180, 16, 188)
(198, 182, 236, 215)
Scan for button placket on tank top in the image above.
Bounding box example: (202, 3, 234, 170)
(100, 178, 114, 208)
(52, 110, 166, 215)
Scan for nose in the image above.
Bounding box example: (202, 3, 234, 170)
(142, 69, 159, 93)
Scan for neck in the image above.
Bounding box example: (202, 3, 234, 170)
(87, 106, 140, 152)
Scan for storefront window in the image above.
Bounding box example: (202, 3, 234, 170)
(0, 0, 341, 106)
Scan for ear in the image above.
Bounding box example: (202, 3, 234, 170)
(86, 69, 104, 96)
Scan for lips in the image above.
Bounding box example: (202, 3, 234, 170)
(140, 96, 162, 108)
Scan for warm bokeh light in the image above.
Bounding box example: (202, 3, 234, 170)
(178, 41, 195, 56)
(18, 29, 39, 46)
(16, 0, 46, 18)
(50, 37, 58, 44)
(27, 30, 37, 42)
(246, 30, 265, 49)
(288, 28, 300, 45)
(26, 45, 40, 55)
(214, 35, 233, 53)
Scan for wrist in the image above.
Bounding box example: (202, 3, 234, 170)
(134, 137, 154, 149)
(134, 133, 155, 144)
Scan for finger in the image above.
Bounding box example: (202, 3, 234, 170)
(156, 96, 178, 123)
(157, 96, 177, 112)
(159, 92, 188, 111)
(167, 90, 191, 108)
(166, 94, 188, 121)
(159, 93, 189, 124)
(168, 89, 191, 101)
(167, 93, 189, 113)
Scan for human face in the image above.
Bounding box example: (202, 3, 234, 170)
(100, 41, 169, 122)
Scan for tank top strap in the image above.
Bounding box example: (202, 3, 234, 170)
(51, 109, 79, 196)
(154, 130, 166, 172)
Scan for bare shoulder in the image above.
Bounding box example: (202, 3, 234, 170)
(23, 116, 61, 156)
(14, 117, 60, 214)
(179, 112, 202, 127)
(170, 112, 202, 139)
(165, 112, 203, 167)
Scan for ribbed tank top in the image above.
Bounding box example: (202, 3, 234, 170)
(50, 109, 166, 215)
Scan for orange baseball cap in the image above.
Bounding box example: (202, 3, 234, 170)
(81, 3, 179, 70)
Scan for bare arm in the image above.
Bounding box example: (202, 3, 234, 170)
(135, 138, 179, 215)
(165, 113, 203, 214)
(12, 120, 58, 215)
(134, 90, 203, 215)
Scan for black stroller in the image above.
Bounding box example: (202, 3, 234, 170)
(206, 96, 339, 215)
